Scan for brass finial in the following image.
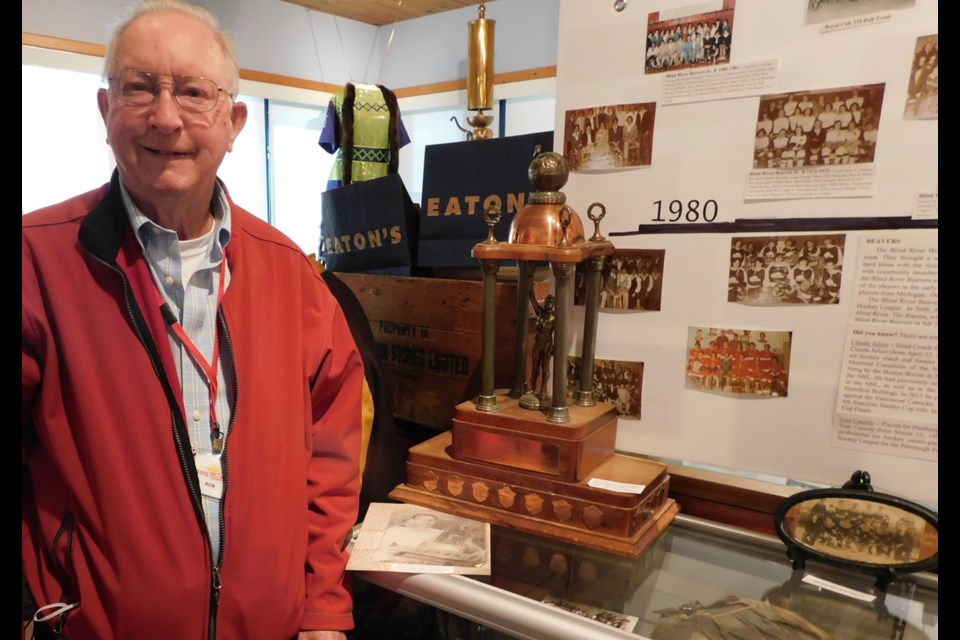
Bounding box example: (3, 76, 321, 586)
(483, 206, 502, 243)
(587, 202, 607, 242)
(558, 206, 572, 247)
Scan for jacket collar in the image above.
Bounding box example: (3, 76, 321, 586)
(78, 170, 130, 264)
(78, 170, 237, 264)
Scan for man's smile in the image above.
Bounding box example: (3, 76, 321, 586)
(143, 145, 192, 157)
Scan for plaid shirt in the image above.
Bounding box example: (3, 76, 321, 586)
(122, 183, 232, 561)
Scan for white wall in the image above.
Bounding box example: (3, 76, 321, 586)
(556, 0, 938, 503)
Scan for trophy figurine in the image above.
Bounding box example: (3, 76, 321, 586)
(521, 290, 556, 410)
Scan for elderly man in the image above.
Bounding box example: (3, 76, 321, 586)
(21, 2, 364, 639)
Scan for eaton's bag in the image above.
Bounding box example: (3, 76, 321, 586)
(319, 173, 420, 275)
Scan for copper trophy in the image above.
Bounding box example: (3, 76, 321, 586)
(390, 148, 678, 556)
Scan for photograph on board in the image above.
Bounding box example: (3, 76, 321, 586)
(574, 249, 665, 311)
(754, 83, 885, 169)
(728, 234, 846, 305)
(566, 356, 643, 419)
(645, 0, 737, 74)
(805, 0, 916, 25)
(685, 326, 792, 397)
(904, 34, 938, 120)
(563, 103, 656, 171)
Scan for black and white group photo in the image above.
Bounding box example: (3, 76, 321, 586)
(904, 33, 938, 120)
(753, 84, 886, 169)
(728, 234, 846, 305)
(792, 498, 929, 564)
(644, 0, 737, 74)
(566, 356, 643, 419)
(575, 249, 665, 311)
(563, 103, 656, 171)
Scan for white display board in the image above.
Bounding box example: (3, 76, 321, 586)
(554, 0, 937, 504)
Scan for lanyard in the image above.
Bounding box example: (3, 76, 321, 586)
(154, 260, 227, 454)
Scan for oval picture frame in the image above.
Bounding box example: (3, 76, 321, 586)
(774, 486, 938, 580)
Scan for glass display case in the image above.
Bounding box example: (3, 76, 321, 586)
(353, 514, 938, 639)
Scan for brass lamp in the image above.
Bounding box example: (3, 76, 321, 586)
(466, 1, 495, 140)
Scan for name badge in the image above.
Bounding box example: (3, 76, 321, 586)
(195, 453, 224, 500)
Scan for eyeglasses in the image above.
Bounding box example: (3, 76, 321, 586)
(107, 70, 231, 113)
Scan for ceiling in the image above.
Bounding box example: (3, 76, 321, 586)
(280, 0, 481, 27)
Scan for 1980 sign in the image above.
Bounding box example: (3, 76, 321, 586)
(651, 199, 719, 222)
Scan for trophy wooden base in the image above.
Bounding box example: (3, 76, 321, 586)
(452, 395, 618, 483)
(390, 430, 679, 557)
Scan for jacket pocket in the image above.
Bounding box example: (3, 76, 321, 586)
(47, 510, 80, 633)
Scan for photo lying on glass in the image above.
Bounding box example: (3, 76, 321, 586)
(645, 0, 737, 74)
(563, 103, 656, 171)
(805, 0, 915, 26)
(347, 503, 491, 574)
(542, 597, 640, 632)
(574, 249, 665, 311)
(728, 234, 846, 305)
(685, 326, 792, 397)
(566, 356, 643, 419)
(904, 34, 938, 120)
(753, 83, 885, 169)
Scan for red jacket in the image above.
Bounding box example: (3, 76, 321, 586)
(22, 175, 364, 639)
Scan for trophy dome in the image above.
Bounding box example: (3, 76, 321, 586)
(508, 149, 583, 246)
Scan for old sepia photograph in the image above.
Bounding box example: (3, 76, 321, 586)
(564, 103, 656, 171)
(566, 356, 643, 419)
(754, 84, 885, 169)
(347, 503, 491, 574)
(574, 249, 665, 311)
(806, 0, 915, 25)
(728, 234, 846, 305)
(645, 1, 737, 74)
(904, 34, 938, 120)
(686, 326, 792, 397)
(788, 497, 937, 565)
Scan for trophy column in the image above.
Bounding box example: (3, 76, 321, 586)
(475, 257, 501, 411)
(511, 260, 531, 399)
(547, 261, 573, 424)
(576, 203, 609, 407)
(576, 254, 605, 406)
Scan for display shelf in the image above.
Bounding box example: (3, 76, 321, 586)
(352, 514, 938, 640)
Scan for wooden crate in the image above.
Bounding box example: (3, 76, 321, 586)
(335, 272, 537, 430)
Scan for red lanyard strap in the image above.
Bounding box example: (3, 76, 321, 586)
(154, 260, 227, 452)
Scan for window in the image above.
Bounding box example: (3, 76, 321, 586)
(22, 52, 556, 259)
(269, 101, 333, 255)
(21, 65, 114, 213)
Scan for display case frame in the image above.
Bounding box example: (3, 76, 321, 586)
(353, 511, 938, 640)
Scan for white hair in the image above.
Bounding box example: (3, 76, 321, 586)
(103, 0, 240, 96)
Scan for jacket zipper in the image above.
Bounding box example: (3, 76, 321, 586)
(208, 309, 238, 640)
(91, 254, 222, 640)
